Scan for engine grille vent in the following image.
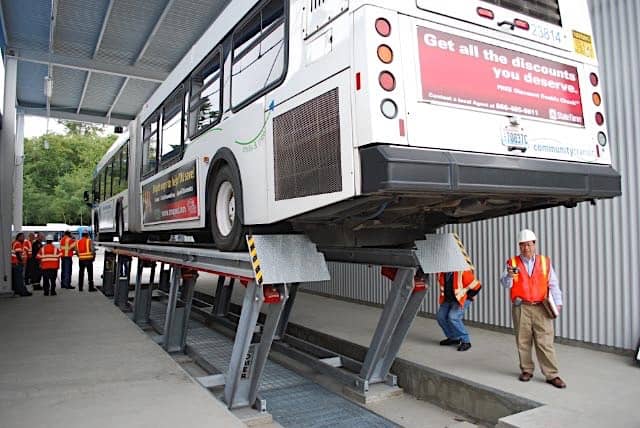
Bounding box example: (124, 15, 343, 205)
(273, 88, 342, 201)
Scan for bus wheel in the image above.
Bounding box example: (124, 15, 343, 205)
(210, 165, 246, 251)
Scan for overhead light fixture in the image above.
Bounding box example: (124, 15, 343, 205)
(44, 75, 53, 98)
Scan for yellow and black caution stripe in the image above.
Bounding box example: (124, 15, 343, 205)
(453, 233, 474, 270)
(247, 235, 264, 286)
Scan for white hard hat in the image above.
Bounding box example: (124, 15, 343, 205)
(517, 229, 537, 243)
(46, 234, 54, 241)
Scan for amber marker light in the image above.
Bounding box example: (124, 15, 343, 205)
(377, 45, 393, 64)
(592, 92, 602, 106)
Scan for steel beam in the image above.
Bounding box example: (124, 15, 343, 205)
(19, 107, 131, 127)
(7, 49, 168, 83)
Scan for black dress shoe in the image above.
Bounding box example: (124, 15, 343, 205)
(44, 292, 50, 296)
(439, 338, 461, 346)
(20, 292, 33, 297)
(51, 291, 57, 296)
(546, 377, 566, 389)
(457, 342, 472, 352)
(67, 286, 76, 290)
(88, 287, 97, 292)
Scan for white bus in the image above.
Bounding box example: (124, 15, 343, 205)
(90, 0, 620, 250)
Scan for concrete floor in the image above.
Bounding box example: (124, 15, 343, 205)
(190, 272, 640, 427)
(0, 290, 244, 428)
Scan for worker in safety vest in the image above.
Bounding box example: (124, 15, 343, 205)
(24, 232, 43, 290)
(500, 229, 566, 389)
(436, 270, 481, 352)
(10, 232, 32, 297)
(75, 230, 96, 292)
(30, 233, 44, 290)
(59, 230, 76, 289)
(37, 235, 61, 296)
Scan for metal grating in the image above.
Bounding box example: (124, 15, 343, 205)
(481, 0, 561, 26)
(150, 300, 395, 427)
(274, 88, 342, 200)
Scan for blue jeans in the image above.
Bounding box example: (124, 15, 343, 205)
(61, 257, 72, 288)
(437, 300, 472, 343)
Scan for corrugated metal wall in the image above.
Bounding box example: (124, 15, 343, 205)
(302, 0, 640, 350)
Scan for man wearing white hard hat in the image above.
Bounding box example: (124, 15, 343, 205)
(500, 229, 566, 389)
(37, 235, 62, 296)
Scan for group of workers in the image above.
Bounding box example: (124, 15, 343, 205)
(436, 228, 566, 389)
(10, 230, 96, 296)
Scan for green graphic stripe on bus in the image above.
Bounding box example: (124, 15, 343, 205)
(233, 100, 274, 146)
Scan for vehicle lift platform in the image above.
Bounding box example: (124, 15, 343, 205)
(100, 233, 472, 411)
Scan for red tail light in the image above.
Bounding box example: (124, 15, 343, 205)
(590, 72, 599, 86)
(375, 18, 391, 37)
(514, 19, 530, 30)
(595, 112, 605, 126)
(379, 71, 396, 91)
(477, 7, 494, 20)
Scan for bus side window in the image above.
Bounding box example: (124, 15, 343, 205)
(161, 87, 184, 167)
(122, 143, 128, 188)
(142, 116, 159, 178)
(231, 0, 286, 110)
(189, 50, 222, 139)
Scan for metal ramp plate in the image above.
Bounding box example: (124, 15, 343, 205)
(247, 235, 330, 285)
(414, 233, 474, 273)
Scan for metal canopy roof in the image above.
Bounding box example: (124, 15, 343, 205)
(0, 0, 231, 126)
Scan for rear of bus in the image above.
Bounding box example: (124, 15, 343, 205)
(352, 0, 620, 223)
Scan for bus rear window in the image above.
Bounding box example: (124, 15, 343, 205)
(481, 0, 561, 26)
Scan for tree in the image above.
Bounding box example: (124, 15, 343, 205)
(58, 120, 105, 136)
(23, 131, 116, 225)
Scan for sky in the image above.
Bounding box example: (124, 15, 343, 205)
(24, 115, 69, 138)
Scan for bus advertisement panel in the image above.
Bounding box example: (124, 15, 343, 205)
(418, 26, 583, 126)
(142, 160, 199, 225)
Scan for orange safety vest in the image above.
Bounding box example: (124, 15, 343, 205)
(60, 236, 75, 257)
(10, 240, 22, 265)
(438, 270, 481, 306)
(76, 237, 94, 261)
(23, 239, 32, 261)
(37, 243, 61, 270)
(508, 255, 550, 303)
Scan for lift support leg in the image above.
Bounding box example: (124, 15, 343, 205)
(357, 267, 426, 391)
(224, 281, 288, 410)
(159, 267, 197, 353)
(114, 254, 132, 309)
(133, 260, 156, 326)
(213, 276, 235, 318)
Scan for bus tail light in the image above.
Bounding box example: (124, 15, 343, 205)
(375, 18, 391, 37)
(379, 71, 396, 91)
(514, 19, 530, 30)
(592, 92, 602, 106)
(590, 72, 599, 86)
(355, 72, 361, 90)
(595, 112, 605, 126)
(477, 7, 494, 20)
(380, 99, 397, 119)
(377, 45, 393, 64)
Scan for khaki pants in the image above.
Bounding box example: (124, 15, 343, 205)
(512, 304, 560, 379)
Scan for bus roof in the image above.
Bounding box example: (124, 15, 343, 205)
(94, 131, 129, 175)
(138, 0, 260, 125)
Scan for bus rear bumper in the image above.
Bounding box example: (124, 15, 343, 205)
(360, 145, 621, 199)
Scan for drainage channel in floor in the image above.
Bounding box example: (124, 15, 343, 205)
(149, 302, 398, 428)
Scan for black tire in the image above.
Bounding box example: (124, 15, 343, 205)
(209, 165, 246, 251)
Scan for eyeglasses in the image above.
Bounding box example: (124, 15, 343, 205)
(519, 242, 535, 247)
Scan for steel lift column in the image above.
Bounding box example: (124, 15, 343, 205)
(212, 276, 235, 318)
(160, 267, 197, 353)
(101, 251, 117, 296)
(113, 254, 132, 309)
(132, 259, 156, 326)
(281, 233, 474, 400)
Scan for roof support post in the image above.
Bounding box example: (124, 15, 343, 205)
(14, 112, 24, 231)
(0, 57, 18, 293)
